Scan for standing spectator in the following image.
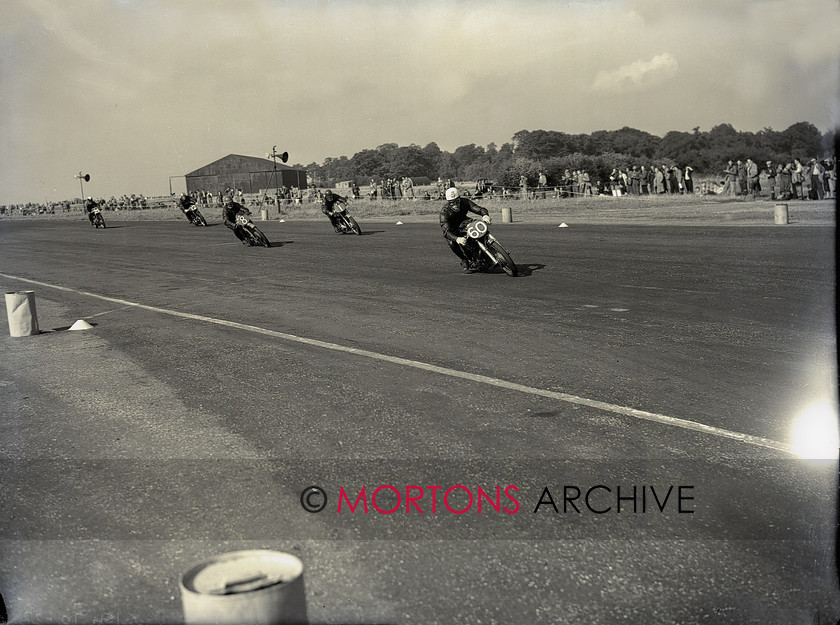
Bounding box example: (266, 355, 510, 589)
(630, 166, 641, 195)
(825, 159, 836, 199)
(654, 166, 665, 194)
(745, 158, 760, 198)
(561, 170, 572, 197)
(619, 169, 629, 194)
(582, 170, 592, 196)
(538, 171, 547, 198)
(777, 163, 792, 200)
(402, 176, 414, 199)
(683, 165, 694, 194)
(800, 165, 811, 199)
(672, 166, 683, 194)
(608, 169, 619, 196)
(736, 160, 747, 196)
(639, 166, 649, 195)
(764, 161, 776, 200)
(519, 174, 528, 200)
(663, 165, 674, 194)
(808, 159, 825, 200)
(791, 158, 805, 199)
(724, 160, 737, 195)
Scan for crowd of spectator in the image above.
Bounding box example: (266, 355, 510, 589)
(183, 186, 308, 207)
(175, 160, 836, 207)
(0, 193, 153, 216)
(721, 157, 835, 201)
(470, 157, 836, 201)
(2, 158, 835, 217)
(365, 177, 416, 200)
(465, 167, 698, 200)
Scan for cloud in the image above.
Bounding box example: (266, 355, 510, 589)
(591, 53, 680, 94)
(1, 0, 838, 205)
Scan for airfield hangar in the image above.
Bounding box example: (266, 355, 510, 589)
(184, 154, 308, 195)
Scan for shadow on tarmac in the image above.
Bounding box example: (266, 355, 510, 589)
(513, 263, 546, 277)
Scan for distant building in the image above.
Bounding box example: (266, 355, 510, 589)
(185, 154, 308, 195)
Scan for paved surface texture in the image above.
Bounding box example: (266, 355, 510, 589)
(0, 216, 837, 624)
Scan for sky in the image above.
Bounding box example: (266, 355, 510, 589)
(1, 0, 838, 205)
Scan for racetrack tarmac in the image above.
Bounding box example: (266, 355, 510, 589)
(0, 218, 837, 624)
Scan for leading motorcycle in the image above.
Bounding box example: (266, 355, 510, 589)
(461, 218, 517, 276)
(235, 213, 270, 247)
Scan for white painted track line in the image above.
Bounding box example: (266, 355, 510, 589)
(1, 272, 794, 455)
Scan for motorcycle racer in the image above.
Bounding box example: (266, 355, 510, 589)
(322, 190, 349, 233)
(439, 187, 491, 272)
(83, 197, 98, 225)
(177, 193, 196, 223)
(222, 195, 253, 245)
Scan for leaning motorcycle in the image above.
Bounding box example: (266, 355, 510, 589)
(184, 205, 207, 226)
(461, 219, 517, 276)
(91, 206, 106, 229)
(331, 202, 362, 235)
(235, 213, 270, 247)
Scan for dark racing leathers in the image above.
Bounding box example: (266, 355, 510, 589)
(322, 194, 348, 231)
(223, 201, 251, 242)
(439, 197, 490, 265)
(84, 198, 98, 224)
(177, 195, 195, 221)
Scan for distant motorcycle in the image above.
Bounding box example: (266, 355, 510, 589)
(90, 206, 106, 229)
(331, 201, 362, 235)
(461, 218, 517, 276)
(235, 213, 270, 247)
(184, 205, 207, 226)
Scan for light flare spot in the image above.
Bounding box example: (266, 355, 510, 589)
(791, 402, 839, 460)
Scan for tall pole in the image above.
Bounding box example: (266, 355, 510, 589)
(272, 147, 279, 207)
(169, 175, 183, 196)
(75, 172, 89, 200)
(268, 146, 288, 211)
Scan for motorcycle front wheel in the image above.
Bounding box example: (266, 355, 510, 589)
(248, 225, 271, 247)
(488, 241, 517, 276)
(193, 210, 207, 226)
(346, 215, 362, 235)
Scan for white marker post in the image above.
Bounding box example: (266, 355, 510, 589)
(774, 203, 789, 225)
(5, 291, 39, 337)
(180, 550, 308, 624)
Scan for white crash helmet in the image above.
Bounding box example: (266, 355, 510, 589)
(445, 187, 460, 201)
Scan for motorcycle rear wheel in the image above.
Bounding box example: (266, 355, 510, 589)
(488, 241, 517, 276)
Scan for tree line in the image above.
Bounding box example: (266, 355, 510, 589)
(304, 122, 834, 188)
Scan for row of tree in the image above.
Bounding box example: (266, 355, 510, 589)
(302, 122, 834, 188)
